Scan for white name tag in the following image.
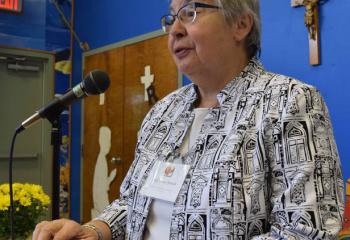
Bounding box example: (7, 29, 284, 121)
(140, 161, 190, 202)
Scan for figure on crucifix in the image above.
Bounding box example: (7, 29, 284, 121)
(304, 0, 319, 40)
(291, 0, 321, 65)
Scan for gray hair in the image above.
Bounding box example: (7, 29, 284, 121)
(216, 0, 261, 58)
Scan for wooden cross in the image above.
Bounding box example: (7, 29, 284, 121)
(291, 0, 320, 66)
(140, 65, 154, 102)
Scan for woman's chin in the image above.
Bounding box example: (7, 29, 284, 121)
(177, 62, 196, 77)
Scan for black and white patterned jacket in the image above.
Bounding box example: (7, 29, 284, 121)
(97, 58, 344, 240)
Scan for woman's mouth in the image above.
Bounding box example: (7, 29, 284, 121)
(174, 48, 191, 59)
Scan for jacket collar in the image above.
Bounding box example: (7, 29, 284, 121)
(188, 57, 265, 107)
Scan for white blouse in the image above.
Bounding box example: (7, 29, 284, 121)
(144, 108, 210, 240)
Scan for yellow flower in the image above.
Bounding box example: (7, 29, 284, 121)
(29, 184, 43, 193)
(0, 183, 50, 210)
(0, 184, 9, 194)
(19, 196, 32, 207)
(0, 183, 51, 238)
(28, 185, 51, 206)
(0, 195, 10, 210)
(12, 183, 23, 194)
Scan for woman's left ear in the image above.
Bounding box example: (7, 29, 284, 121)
(231, 13, 253, 42)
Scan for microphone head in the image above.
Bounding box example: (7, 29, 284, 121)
(82, 70, 110, 95)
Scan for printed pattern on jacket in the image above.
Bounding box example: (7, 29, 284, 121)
(96, 59, 344, 240)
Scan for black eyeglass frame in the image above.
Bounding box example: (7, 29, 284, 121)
(161, 2, 221, 32)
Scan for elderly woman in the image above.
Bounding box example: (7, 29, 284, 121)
(33, 0, 344, 239)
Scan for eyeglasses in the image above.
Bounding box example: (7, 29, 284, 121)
(161, 2, 221, 33)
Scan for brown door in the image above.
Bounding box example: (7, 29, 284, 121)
(82, 35, 178, 222)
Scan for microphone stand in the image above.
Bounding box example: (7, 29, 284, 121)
(50, 117, 61, 220)
(9, 104, 64, 239)
(44, 104, 65, 220)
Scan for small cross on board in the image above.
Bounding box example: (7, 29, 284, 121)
(140, 65, 154, 102)
(291, 0, 320, 66)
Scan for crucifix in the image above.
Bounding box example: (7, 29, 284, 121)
(291, 0, 320, 65)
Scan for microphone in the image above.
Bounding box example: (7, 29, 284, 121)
(17, 70, 110, 133)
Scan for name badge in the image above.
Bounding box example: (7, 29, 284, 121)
(140, 161, 190, 202)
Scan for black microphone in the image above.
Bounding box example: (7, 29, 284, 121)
(17, 70, 110, 133)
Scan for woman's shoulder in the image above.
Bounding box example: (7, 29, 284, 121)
(152, 84, 195, 108)
(164, 83, 195, 99)
(141, 84, 195, 122)
(256, 70, 328, 117)
(259, 70, 320, 94)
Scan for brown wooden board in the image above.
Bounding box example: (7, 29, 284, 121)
(82, 35, 178, 222)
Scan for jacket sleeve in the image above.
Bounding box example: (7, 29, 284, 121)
(94, 136, 141, 239)
(253, 83, 344, 239)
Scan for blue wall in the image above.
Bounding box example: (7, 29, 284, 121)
(1, 0, 349, 222)
(0, 0, 70, 51)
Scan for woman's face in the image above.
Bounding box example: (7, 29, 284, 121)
(168, 0, 239, 77)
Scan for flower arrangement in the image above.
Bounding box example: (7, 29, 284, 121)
(0, 183, 50, 239)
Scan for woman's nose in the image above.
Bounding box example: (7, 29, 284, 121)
(169, 18, 186, 39)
